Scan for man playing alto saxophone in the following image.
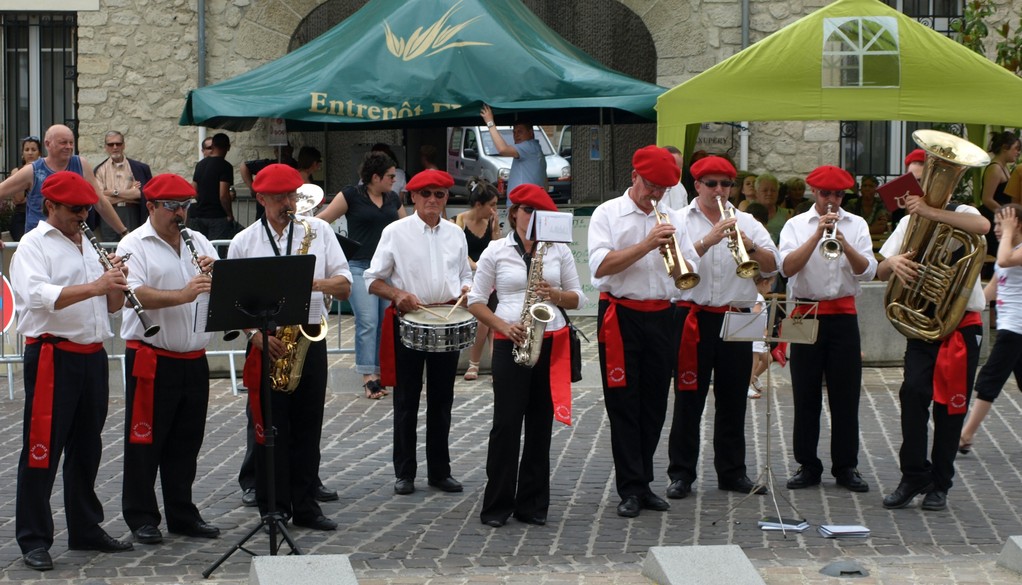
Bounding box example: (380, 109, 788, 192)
(588, 145, 698, 517)
(229, 164, 352, 531)
(116, 174, 221, 545)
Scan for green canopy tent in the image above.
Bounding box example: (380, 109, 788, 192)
(179, 0, 666, 131)
(656, 0, 1022, 153)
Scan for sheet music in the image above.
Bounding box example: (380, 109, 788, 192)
(308, 291, 325, 325)
(194, 292, 210, 333)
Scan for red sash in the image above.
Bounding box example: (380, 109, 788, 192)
(25, 336, 104, 469)
(675, 301, 731, 391)
(242, 341, 267, 445)
(934, 311, 982, 415)
(790, 296, 857, 317)
(494, 328, 573, 426)
(125, 340, 205, 445)
(379, 305, 398, 388)
(598, 293, 671, 388)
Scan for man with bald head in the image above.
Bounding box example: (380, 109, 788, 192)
(0, 124, 129, 238)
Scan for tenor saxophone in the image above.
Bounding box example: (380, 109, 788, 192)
(512, 242, 556, 367)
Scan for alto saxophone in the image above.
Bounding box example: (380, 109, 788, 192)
(268, 213, 329, 392)
(512, 242, 556, 367)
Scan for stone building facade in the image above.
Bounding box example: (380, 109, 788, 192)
(2, 0, 1019, 202)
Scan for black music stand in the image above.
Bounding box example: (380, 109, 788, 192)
(201, 255, 316, 578)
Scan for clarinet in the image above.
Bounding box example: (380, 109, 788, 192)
(79, 221, 160, 338)
(176, 221, 239, 341)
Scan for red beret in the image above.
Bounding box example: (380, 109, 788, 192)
(806, 165, 855, 190)
(144, 174, 195, 200)
(406, 169, 454, 192)
(632, 145, 681, 187)
(508, 184, 557, 212)
(41, 171, 98, 206)
(689, 156, 737, 180)
(904, 149, 926, 166)
(252, 163, 303, 195)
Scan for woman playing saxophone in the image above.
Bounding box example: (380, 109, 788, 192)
(467, 184, 585, 528)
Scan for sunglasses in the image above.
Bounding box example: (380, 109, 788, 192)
(641, 178, 669, 193)
(159, 200, 193, 211)
(106, 141, 124, 147)
(699, 179, 736, 189)
(817, 190, 845, 198)
(22, 135, 39, 142)
(57, 203, 93, 214)
(419, 190, 448, 199)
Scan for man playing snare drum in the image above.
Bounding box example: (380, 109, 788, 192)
(366, 169, 473, 496)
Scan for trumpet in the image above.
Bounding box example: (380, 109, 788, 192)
(819, 203, 843, 260)
(79, 222, 160, 337)
(714, 196, 759, 279)
(652, 204, 700, 290)
(176, 220, 240, 342)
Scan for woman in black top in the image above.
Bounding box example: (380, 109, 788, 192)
(455, 178, 500, 380)
(317, 152, 406, 398)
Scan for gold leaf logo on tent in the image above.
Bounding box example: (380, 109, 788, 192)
(383, 0, 491, 61)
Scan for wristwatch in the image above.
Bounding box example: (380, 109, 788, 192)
(486, 121, 495, 128)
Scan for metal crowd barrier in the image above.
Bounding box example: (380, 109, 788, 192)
(0, 239, 353, 400)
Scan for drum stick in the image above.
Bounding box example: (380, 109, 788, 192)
(445, 294, 466, 319)
(416, 304, 447, 319)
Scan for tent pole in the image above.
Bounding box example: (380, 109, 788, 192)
(608, 109, 616, 203)
(196, 0, 207, 159)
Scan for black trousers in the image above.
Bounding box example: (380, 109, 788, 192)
(391, 314, 459, 481)
(973, 329, 1022, 403)
(254, 340, 327, 523)
(789, 314, 862, 476)
(481, 337, 554, 524)
(898, 326, 981, 491)
(16, 344, 109, 553)
(667, 308, 752, 485)
(122, 349, 210, 531)
(597, 300, 673, 499)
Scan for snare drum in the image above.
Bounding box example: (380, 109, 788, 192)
(399, 305, 477, 352)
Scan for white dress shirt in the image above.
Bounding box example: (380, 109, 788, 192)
(662, 182, 690, 210)
(674, 198, 780, 308)
(588, 191, 698, 301)
(117, 220, 219, 351)
(779, 205, 877, 299)
(880, 207, 985, 312)
(364, 212, 473, 303)
(468, 233, 586, 331)
(227, 215, 353, 316)
(11, 222, 114, 343)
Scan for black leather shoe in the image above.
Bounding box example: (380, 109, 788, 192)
(293, 514, 337, 531)
(428, 476, 464, 492)
(640, 493, 670, 511)
(666, 479, 692, 500)
(23, 548, 52, 571)
(835, 469, 870, 493)
(616, 495, 641, 518)
(786, 466, 822, 490)
(882, 481, 932, 509)
(394, 478, 415, 495)
(482, 518, 505, 528)
(132, 524, 163, 544)
(241, 487, 257, 507)
(719, 476, 767, 495)
(169, 521, 220, 539)
(513, 512, 547, 526)
(314, 484, 339, 502)
(68, 531, 134, 552)
(921, 489, 948, 511)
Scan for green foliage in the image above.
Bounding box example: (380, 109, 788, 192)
(952, 0, 1022, 76)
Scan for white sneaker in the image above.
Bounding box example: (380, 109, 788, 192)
(747, 386, 761, 399)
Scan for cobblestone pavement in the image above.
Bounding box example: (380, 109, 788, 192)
(0, 316, 1021, 584)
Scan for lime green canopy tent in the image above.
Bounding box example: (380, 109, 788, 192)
(180, 0, 665, 131)
(656, 0, 1022, 149)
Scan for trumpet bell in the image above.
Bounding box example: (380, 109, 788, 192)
(736, 261, 760, 279)
(820, 238, 843, 260)
(675, 273, 701, 290)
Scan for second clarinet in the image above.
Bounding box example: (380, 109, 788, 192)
(176, 220, 240, 341)
(78, 221, 160, 337)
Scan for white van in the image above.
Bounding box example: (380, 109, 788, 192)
(446, 125, 571, 203)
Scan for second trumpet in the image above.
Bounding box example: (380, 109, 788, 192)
(818, 203, 843, 260)
(715, 196, 759, 278)
(652, 204, 700, 290)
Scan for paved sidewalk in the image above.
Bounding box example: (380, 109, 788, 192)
(0, 316, 1020, 584)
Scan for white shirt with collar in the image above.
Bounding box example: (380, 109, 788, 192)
(468, 232, 586, 331)
(116, 219, 219, 351)
(662, 182, 689, 210)
(227, 214, 353, 316)
(674, 198, 780, 308)
(364, 212, 473, 304)
(779, 205, 877, 300)
(880, 207, 985, 312)
(588, 190, 698, 301)
(11, 222, 114, 343)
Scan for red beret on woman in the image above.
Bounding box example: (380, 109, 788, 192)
(806, 165, 855, 191)
(144, 174, 196, 200)
(508, 184, 557, 212)
(632, 145, 681, 187)
(406, 169, 454, 192)
(252, 163, 304, 195)
(689, 155, 737, 180)
(41, 171, 99, 206)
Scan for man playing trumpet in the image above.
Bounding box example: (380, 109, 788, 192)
(666, 155, 778, 500)
(778, 165, 876, 493)
(588, 145, 698, 517)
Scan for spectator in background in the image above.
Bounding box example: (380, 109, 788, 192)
(9, 136, 42, 241)
(843, 175, 889, 236)
(753, 174, 791, 243)
(369, 144, 407, 196)
(240, 143, 296, 220)
(732, 171, 756, 208)
(979, 131, 1021, 262)
(419, 144, 440, 171)
(779, 177, 808, 212)
(296, 147, 322, 185)
(200, 137, 213, 158)
(93, 131, 152, 241)
(662, 146, 690, 209)
(189, 133, 235, 240)
(480, 104, 546, 200)
(455, 178, 501, 380)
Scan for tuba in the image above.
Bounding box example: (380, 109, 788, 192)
(268, 185, 329, 392)
(884, 130, 990, 342)
(513, 242, 556, 367)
